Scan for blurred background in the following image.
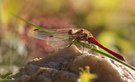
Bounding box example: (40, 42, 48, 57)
(0, 0, 135, 75)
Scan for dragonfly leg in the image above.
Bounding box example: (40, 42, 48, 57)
(67, 38, 76, 48)
(88, 44, 99, 55)
(81, 41, 87, 54)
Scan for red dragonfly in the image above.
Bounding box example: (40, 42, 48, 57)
(32, 28, 125, 61)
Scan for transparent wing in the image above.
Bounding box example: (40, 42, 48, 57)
(30, 29, 71, 48)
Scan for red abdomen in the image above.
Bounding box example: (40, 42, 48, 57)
(88, 37, 125, 61)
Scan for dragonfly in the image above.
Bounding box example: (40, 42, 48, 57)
(32, 28, 125, 61)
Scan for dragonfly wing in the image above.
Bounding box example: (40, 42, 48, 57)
(31, 30, 70, 48)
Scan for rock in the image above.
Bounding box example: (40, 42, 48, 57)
(13, 45, 135, 82)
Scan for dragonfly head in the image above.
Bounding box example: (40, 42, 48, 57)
(68, 29, 91, 42)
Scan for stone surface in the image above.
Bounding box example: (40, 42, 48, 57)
(13, 45, 135, 82)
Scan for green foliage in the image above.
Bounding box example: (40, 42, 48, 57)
(0, 72, 14, 82)
(1, 0, 19, 23)
(97, 31, 133, 55)
(79, 66, 96, 82)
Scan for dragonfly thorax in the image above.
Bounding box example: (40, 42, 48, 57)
(68, 29, 92, 42)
